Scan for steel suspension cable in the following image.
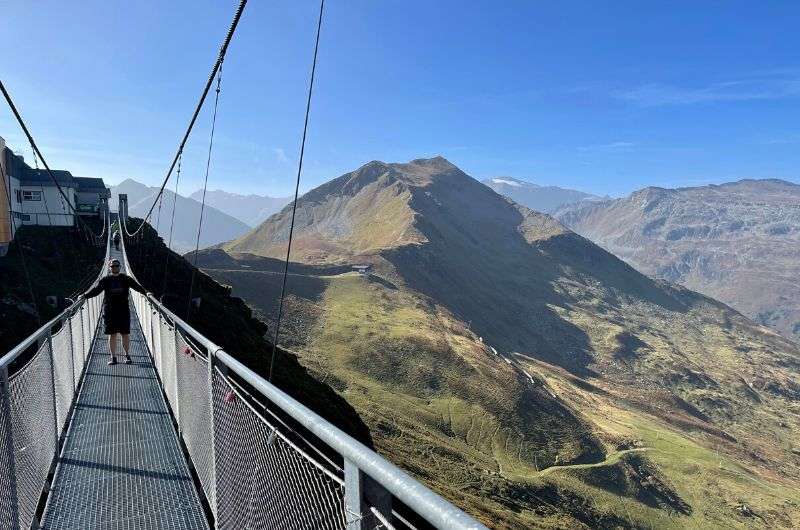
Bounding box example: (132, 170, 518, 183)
(124, 0, 248, 238)
(186, 67, 223, 321)
(66, 210, 109, 300)
(64, 218, 105, 300)
(0, 155, 41, 325)
(268, 0, 325, 382)
(0, 79, 96, 240)
(28, 148, 74, 284)
(160, 153, 183, 298)
(137, 178, 166, 284)
(96, 207, 107, 239)
(155, 184, 165, 234)
(30, 148, 55, 229)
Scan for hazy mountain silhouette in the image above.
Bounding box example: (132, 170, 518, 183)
(483, 176, 603, 213)
(188, 188, 291, 227)
(556, 179, 800, 342)
(110, 179, 250, 252)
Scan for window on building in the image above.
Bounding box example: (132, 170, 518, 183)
(22, 190, 42, 201)
(15, 213, 31, 221)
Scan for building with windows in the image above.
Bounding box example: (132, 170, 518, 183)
(0, 137, 109, 254)
(352, 264, 372, 275)
(13, 166, 79, 226)
(74, 177, 111, 216)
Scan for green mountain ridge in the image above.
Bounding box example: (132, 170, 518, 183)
(198, 157, 800, 529)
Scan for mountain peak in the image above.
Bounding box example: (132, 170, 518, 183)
(387, 156, 462, 186)
(225, 156, 561, 261)
(484, 176, 602, 214)
(407, 155, 456, 168)
(629, 186, 673, 202)
(485, 176, 538, 188)
(188, 189, 292, 227)
(115, 177, 149, 189)
(109, 179, 250, 252)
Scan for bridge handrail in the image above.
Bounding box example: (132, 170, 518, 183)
(0, 211, 110, 369)
(119, 214, 488, 530)
(0, 211, 110, 530)
(214, 348, 484, 529)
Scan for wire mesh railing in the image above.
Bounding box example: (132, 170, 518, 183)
(120, 212, 487, 530)
(0, 216, 109, 530)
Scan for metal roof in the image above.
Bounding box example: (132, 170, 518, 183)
(3, 147, 109, 193)
(73, 176, 110, 195)
(22, 168, 76, 187)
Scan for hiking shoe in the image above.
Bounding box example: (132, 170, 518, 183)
(108, 357, 117, 366)
(123, 356, 132, 364)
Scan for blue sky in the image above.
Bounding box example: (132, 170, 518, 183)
(2, 0, 800, 198)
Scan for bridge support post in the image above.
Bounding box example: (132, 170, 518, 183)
(344, 459, 392, 530)
(1, 366, 20, 530)
(45, 331, 59, 454)
(344, 459, 366, 530)
(78, 306, 85, 363)
(147, 305, 154, 352)
(207, 348, 219, 516)
(65, 312, 76, 394)
(172, 323, 181, 427)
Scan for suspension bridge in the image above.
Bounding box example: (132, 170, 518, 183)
(0, 210, 488, 529)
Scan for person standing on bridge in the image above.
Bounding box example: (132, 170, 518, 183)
(81, 258, 149, 365)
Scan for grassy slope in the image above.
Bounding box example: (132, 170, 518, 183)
(123, 219, 372, 445)
(203, 267, 627, 529)
(206, 261, 800, 529)
(201, 158, 800, 528)
(526, 358, 800, 529)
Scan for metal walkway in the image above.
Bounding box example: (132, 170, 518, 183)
(41, 250, 209, 530)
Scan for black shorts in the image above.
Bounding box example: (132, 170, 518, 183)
(103, 306, 131, 335)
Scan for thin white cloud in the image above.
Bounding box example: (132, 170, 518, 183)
(272, 147, 290, 164)
(761, 134, 800, 145)
(614, 75, 800, 107)
(578, 141, 637, 153)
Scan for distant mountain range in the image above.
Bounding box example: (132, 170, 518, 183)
(110, 179, 250, 253)
(198, 158, 800, 528)
(482, 176, 604, 213)
(188, 189, 291, 227)
(555, 179, 800, 343)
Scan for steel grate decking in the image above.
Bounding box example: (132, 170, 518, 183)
(41, 252, 210, 529)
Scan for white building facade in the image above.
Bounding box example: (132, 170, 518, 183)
(1, 137, 109, 250)
(6, 150, 75, 226)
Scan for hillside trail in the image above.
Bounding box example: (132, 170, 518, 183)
(200, 266, 360, 280)
(536, 447, 650, 476)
